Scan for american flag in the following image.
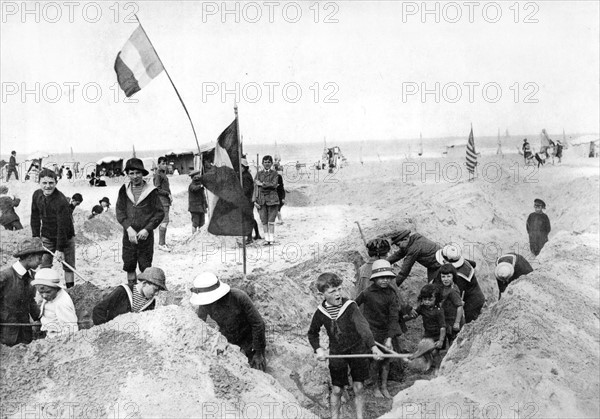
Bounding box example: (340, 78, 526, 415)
(466, 126, 477, 173)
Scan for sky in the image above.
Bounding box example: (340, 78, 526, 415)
(1, 0, 599, 155)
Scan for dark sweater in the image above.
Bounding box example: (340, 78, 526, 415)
(116, 182, 164, 233)
(30, 188, 75, 250)
(416, 304, 446, 340)
(307, 298, 375, 355)
(355, 283, 401, 339)
(188, 179, 207, 213)
(92, 284, 156, 325)
(197, 289, 266, 353)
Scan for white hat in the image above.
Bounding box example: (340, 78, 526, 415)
(31, 268, 64, 288)
(495, 262, 514, 281)
(370, 260, 395, 280)
(435, 245, 465, 268)
(189, 272, 231, 305)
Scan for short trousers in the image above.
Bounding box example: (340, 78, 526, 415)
(41, 236, 75, 273)
(122, 231, 154, 273)
(161, 205, 170, 223)
(190, 212, 205, 228)
(258, 204, 279, 225)
(328, 355, 370, 388)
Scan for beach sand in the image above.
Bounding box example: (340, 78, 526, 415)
(0, 151, 598, 418)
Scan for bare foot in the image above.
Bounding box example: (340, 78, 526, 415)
(381, 387, 392, 399)
(373, 388, 384, 398)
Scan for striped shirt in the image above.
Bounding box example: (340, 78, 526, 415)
(131, 286, 150, 313)
(324, 302, 342, 320)
(132, 184, 144, 204)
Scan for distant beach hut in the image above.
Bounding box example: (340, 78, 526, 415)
(165, 149, 196, 175)
(96, 156, 124, 177)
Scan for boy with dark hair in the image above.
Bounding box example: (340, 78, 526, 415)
(526, 199, 551, 256)
(92, 267, 167, 325)
(0, 238, 45, 346)
(116, 158, 164, 286)
(254, 155, 279, 245)
(308, 272, 383, 419)
(355, 260, 401, 399)
(188, 169, 207, 234)
(69, 193, 83, 214)
(154, 156, 172, 252)
(31, 168, 76, 288)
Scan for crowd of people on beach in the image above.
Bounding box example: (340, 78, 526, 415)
(0, 152, 552, 419)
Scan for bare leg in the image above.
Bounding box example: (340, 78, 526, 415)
(380, 360, 392, 398)
(331, 386, 342, 419)
(262, 224, 269, 242)
(127, 271, 137, 287)
(268, 222, 275, 243)
(353, 381, 365, 419)
(65, 271, 75, 288)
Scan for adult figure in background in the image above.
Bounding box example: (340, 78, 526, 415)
(5, 150, 19, 181)
(494, 253, 534, 299)
(254, 155, 280, 245)
(154, 157, 173, 252)
(555, 140, 564, 163)
(435, 245, 485, 323)
(241, 159, 261, 243)
(116, 158, 164, 287)
(526, 198, 551, 256)
(275, 170, 286, 225)
(0, 238, 45, 346)
(191, 272, 267, 371)
(0, 185, 23, 230)
(31, 169, 76, 288)
(387, 230, 442, 286)
(522, 139, 532, 163)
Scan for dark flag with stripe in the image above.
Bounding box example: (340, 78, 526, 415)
(201, 118, 254, 236)
(466, 127, 477, 173)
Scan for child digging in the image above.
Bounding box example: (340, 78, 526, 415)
(405, 284, 446, 373)
(307, 273, 384, 419)
(355, 260, 401, 399)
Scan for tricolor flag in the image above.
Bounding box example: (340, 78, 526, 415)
(466, 126, 477, 173)
(114, 26, 164, 97)
(201, 118, 254, 236)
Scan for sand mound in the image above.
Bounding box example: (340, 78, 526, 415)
(74, 210, 122, 245)
(0, 306, 316, 418)
(383, 232, 600, 419)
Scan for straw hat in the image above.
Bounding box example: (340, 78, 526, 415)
(495, 262, 514, 281)
(189, 272, 230, 305)
(138, 267, 168, 291)
(435, 245, 464, 268)
(13, 237, 46, 258)
(31, 268, 63, 288)
(370, 260, 395, 280)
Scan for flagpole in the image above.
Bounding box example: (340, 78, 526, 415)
(235, 104, 247, 278)
(134, 15, 202, 156)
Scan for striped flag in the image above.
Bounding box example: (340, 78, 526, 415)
(114, 26, 164, 97)
(466, 126, 477, 173)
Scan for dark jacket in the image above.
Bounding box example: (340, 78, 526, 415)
(92, 284, 156, 325)
(307, 298, 375, 355)
(355, 283, 401, 339)
(242, 170, 254, 202)
(197, 289, 266, 353)
(276, 174, 285, 203)
(0, 264, 40, 346)
(116, 182, 164, 233)
(387, 233, 442, 284)
(415, 304, 446, 340)
(188, 179, 207, 213)
(30, 188, 75, 251)
(153, 170, 171, 207)
(8, 155, 17, 168)
(526, 212, 551, 252)
(256, 170, 279, 206)
(0, 194, 21, 226)
(496, 253, 533, 296)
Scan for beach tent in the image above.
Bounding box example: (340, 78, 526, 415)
(165, 149, 196, 175)
(96, 156, 124, 177)
(569, 135, 600, 158)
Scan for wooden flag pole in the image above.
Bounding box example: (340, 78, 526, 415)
(134, 15, 202, 156)
(235, 104, 247, 278)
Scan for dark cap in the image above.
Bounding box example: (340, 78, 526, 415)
(391, 229, 411, 245)
(13, 237, 46, 258)
(534, 198, 546, 208)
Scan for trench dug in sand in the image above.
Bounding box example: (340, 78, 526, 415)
(0, 155, 598, 418)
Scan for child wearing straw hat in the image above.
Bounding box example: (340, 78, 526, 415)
(0, 237, 45, 346)
(92, 267, 167, 325)
(355, 260, 401, 399)
(191, 272, 267, 371)
(31, 268, 78, 339)
(307, 272, 384, 419)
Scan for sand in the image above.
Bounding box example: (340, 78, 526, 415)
(0, 151, 598, 418)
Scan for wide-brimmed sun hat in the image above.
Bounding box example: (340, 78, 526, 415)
(138, 267, 168, 291)
(189, 272, 230, 305)
(435, 245, 464, 268)
(495, 262, 514, 281)
(370, 259, 396, 280)
(99, 197, 111, 206)
(13, 237, 46, 258)
(31, 268, 63, 288)
(124, 158, 149, 176)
